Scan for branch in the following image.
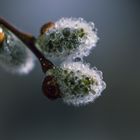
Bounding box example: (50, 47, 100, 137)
(0, 16, 54, 73)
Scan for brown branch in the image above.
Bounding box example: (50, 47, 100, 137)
(0, 16, 54, 73)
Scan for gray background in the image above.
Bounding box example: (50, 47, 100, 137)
(0, 0, 140, 140)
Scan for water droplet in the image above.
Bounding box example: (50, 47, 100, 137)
(73, 57, 83, 62)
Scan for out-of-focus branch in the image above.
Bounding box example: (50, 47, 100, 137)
(0, 16, 54, 73)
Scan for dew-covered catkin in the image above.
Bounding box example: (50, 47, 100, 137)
(46, 62, 106, 106)
(36, 17, 98, 62)
(0, 25, 35, 74)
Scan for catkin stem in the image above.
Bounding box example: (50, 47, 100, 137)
(0, 17, 54, 73)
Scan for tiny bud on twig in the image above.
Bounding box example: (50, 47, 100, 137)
(40, 22, 55, 35)
(0, 27, 5, 44)
(42, 75, 61, 100)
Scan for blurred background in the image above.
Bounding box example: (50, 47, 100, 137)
(0, 0, 140, 140)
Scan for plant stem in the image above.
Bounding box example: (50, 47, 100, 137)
(0, 16, 54, 73)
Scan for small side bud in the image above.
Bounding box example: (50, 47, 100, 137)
(0, 27, 5, 44)
(40, 22, 55, 35)
(42, 75, 61, 100)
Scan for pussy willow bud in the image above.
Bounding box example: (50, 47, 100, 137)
(46, 62, 106, 106)
(36, 17, 98, 62)
(0, 25, 35, 74)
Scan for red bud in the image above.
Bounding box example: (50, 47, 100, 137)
(42, 76, 61, 100)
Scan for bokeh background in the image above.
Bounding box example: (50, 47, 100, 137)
(0, 0, 140, 140)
